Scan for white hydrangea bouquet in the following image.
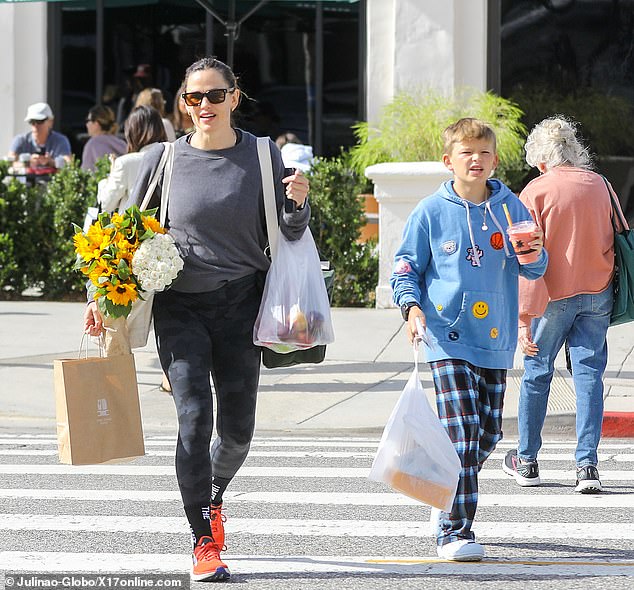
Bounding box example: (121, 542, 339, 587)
(132, 232, 183, 293)
(73, 205, 183, 349)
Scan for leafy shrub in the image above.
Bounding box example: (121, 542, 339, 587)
(307, 153, 378, 307)
(510, 84, 634, 158)
(0, 178, 51, 297)
(40, 160, 101, 298)
(0, 233, 17, 288)
(350, 87, 528, 191)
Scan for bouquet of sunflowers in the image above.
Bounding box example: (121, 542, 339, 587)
(73, 206, 183, 319)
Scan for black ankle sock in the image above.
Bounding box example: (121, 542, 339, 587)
(210, 476, 231, 506)
(184, 503, 211, 544)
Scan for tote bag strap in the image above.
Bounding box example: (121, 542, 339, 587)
(601, 175, 630, 232)
(159, 142, 175, 227)
(139, 142, 174, 221)
(256, 136, 279, 260)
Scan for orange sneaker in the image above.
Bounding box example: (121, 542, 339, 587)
(210, 503, 226, 551)
(191, 536, 230, 582)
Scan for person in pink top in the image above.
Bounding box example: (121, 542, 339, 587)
(502, 116, 625, 494)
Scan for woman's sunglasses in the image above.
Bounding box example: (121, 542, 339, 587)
(181, 88, 235, 107)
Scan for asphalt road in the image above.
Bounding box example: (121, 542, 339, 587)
(1, 428, 633, 590)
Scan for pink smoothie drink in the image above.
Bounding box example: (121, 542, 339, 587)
(506, 220, 539, 264)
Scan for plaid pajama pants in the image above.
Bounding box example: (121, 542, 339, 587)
(429, 359, 506, 545)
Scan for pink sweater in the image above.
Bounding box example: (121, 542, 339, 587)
(518, 166, 623, 328)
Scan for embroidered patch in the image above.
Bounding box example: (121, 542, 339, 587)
(394, 259, 412, 274)
(490, 232, 504, 250)
(448, 331, 459, 341)
(490, 327, 499, 339)
(472, 301, 489, 319)
(466, 245, 484, 267)
(441, 240, 457, 255)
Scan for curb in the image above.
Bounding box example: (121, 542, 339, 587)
(601, 412, 634, 438)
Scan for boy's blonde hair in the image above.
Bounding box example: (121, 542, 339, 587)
(442, 118, 497, 155)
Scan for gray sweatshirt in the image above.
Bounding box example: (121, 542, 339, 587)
(126, 130, 310, 293)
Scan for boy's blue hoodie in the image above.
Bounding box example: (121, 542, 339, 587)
(391, 179, 548, 369)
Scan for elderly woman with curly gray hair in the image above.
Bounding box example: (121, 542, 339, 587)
(502, 116, 627, 495)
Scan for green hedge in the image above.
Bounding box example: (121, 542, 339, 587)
(0, 162, 52, 295)
(0, 158, 107, 300)
(307, 153, 378, 307)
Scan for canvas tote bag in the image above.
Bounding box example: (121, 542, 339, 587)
(54, 340, 145, 465)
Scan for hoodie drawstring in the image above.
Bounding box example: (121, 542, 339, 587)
(463, 200, 482, 267)
(487, 202, 512, 257)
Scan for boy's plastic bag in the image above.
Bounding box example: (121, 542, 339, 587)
(254, 227, 335, 353)
(369, 348, 462, 511)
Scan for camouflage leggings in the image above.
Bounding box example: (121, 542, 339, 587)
(153, 274, 262, 508)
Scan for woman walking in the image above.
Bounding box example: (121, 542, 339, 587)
(503, 116, 626, 493)
(84, 56, 310, 581)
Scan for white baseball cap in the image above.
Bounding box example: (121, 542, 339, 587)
(24, 102, 54, 122)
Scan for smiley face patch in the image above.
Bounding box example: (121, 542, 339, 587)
(472, 301, 489, 319)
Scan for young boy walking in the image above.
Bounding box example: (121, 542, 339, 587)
(391, 118, 548, 561)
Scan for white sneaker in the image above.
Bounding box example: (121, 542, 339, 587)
(437, 539, 485, 562)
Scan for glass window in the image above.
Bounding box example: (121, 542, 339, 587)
(57, 0, 361, 158)
(501, 0, 634, 157)
(500, 0, 634, 218)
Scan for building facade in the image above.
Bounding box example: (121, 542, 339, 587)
(0, 0, 490, 160)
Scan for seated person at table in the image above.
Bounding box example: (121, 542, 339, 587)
(8, 102, 72, 168)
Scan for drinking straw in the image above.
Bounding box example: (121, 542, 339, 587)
(502, 203, 513, 227)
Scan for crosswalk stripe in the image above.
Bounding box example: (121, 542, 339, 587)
(0, 464, 632, 480)
(0, 449, 380, 459)
(1, 514, 632, 539)
(2, 437, 634, 450)
(1, 489, 632, 507)
(2, 433, 633, 584)
(0, 438, 384, 448)
(1, 552, 633, 576)
(2, 448, 632, 461)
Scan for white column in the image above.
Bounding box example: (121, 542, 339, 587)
(364, 0, 488, 307)
(0, 3, 48, 157)
(365, 0, 488, 124)
(365, 163, 452, 309)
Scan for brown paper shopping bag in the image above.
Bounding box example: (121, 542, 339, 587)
(53, 353, 145, 465)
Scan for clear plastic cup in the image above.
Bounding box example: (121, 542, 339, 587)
(506, 220, 539, 264)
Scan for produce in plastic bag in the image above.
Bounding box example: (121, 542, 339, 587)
(254, 227, 334, 353)
(369, 349, 462, 511)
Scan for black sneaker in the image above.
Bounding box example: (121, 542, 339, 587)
(502, 449, 541, 486)
(575, 465, 602, 494)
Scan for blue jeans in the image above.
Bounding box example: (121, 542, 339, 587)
(518, 285, 612, 467)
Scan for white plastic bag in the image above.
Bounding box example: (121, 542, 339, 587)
(369, 347, 462, 511)
(254, 227, 334, 353)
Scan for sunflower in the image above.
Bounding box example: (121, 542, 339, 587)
(88, 259, 113, 285)
(111, 212, 124, 226)
(74, 232, 105, 262)
(86, 220, 114, 250)
(105, 281, 138, 306)
(143, 214, 167, 235)
(114, 235, 136, 260)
